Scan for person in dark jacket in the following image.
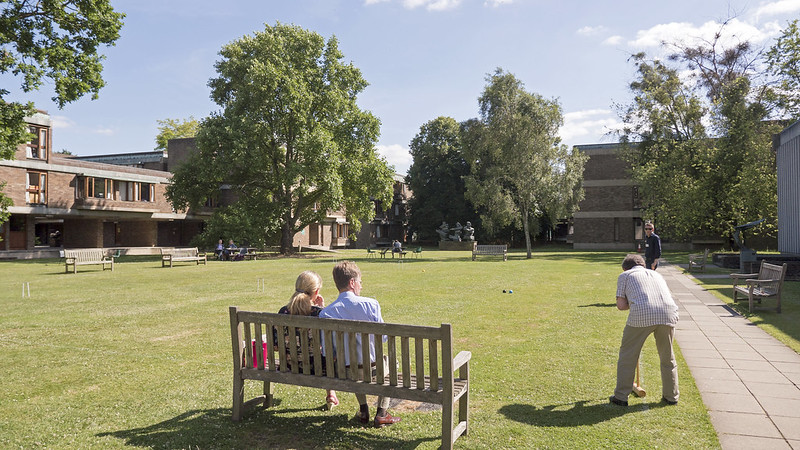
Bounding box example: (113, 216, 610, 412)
(644, 222, 661, 270)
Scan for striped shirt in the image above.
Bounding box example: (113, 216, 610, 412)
(616, 266, 679, 327)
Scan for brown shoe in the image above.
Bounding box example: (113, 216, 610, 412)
(355, 411, 369, 424)
(373, 412, 401, 428)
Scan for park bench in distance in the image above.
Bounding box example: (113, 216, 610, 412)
(229, 306, 471, 449)
(472, 244, 508, 261)
(63, 248, 114, 273)
(731, 261, 788, 313)
(688, 248, 710, 272)
(159, 247, 207, 267)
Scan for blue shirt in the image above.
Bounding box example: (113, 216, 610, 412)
(319, 291, 384, 366)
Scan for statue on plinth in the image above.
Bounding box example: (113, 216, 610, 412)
(449, 222, 463, 241)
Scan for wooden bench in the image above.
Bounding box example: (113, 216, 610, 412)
(731, 261, 788, 313)
(688, 248, 710, 272)
(472, 244, 508, 261)
(63, 248, 114, 273)
(160, 247, 207, 267)
(229, 306, 471, 449)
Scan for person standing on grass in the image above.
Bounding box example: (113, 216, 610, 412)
(610, 254, 679, 407)
(319, 261, 402, 428)
(278, 271, 338, 409)
(644, 221, 661, 270)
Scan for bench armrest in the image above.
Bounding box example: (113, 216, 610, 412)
(746, 278, 779, 287)
(452, 351, 471, 372)
(730, 272, 758, 280)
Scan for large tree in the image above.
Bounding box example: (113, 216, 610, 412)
(463, 69, 586, 258)
(167, 23, 393, 254)
(0, 0, 124, 228)
(619, 21, 784, 242)
(406, 116, 476, 242)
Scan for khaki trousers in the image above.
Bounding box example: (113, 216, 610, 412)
(614, 324, 679, 403)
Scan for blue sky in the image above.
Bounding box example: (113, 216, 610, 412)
(7, 0, 800, 174)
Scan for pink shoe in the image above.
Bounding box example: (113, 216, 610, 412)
(325, 392, 339, 410)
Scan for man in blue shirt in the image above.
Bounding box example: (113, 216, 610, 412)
(320, 261, 402, 428)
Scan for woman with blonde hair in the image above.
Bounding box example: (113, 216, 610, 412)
(278, 271, 338, 409)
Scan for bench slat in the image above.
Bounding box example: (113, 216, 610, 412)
(416, 337, 425, 390)
(429, 339, 439, 392)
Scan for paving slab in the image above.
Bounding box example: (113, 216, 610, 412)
(660, 263, 800, 449)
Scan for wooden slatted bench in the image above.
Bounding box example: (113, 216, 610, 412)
(63, 248, 114, 273)
(229, 306, 471, 449)
(472, 244, 508, 261)
(160, 247, 207, 267)
(688, 248, 710, 272)
(731, 261, 788, 313)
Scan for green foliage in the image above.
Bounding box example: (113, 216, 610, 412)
(0, 0, 123, 230)
(620, 25, 781, 242)
(167, 23, 393, 254)
(406, 117, 477, 241)
(463, 69, 587, 257)
(766, 19, 800, 120)
(0, 250, 719, 448)
(155, 116, 200, 151)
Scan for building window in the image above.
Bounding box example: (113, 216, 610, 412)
(117, 181, 132, 201)
(137, 183, 153, 202)
(26, 126, 48, 160)
(336, 223, 347, 238)
(26, 171, 47, 204)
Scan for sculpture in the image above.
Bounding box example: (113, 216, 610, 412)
(449, 222, 463, 241)
(436, 221, 450, 241)
(463, 221, 475, 241)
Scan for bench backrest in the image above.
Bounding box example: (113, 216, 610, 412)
(162, 247, 199, 257)
(64, 248, 106, 262)
(230, 307, 454, 392)
(757, 261, 788, 296)
(475, 245, 507, 253)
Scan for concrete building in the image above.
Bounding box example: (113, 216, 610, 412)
(777, 119, 800, 255)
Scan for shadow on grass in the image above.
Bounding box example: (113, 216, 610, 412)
(578, 303, 617, 308)
(98, 407, 438, 449)
(499, 399, 671, 427)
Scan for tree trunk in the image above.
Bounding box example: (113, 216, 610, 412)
(523, 203, 532, 259)
(280, 222, 295, 255)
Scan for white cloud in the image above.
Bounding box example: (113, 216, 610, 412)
(50, 115, 75, 129)
(754, 0, 800, 20)
(629, 18, 777, 50)
(93, 127, 115, 136)
(560, 109, 622, 145)
(401, 0, 462, 10)
(364, 0, 389, 4)
(577, 25, 609, 36)
(484, 0, 513, 7)
(377, 144, 412, 174)
(602, 35, 623, 46)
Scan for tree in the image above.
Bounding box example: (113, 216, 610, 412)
(619, 21, 781, 242)
(406, 116, 476, 242)
(463, 69, 586, 258)
(167, 23, 393, 254)
(0, 0, 123, 234)
(766, 19, 800, 120)
(155, 117, 200, 151)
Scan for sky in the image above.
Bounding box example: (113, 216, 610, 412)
(6, 0, 800, 174)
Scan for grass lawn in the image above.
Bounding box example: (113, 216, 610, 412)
(670, 251, 800, 354)
(0, 248, 719, 449)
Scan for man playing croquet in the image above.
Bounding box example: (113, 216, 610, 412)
(610, 254, 679, 406)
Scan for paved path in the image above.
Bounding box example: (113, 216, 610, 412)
(660, 263, 800, 449)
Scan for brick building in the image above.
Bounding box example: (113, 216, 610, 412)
(0, 112, 206, 258)
(572, 143, 645, 250)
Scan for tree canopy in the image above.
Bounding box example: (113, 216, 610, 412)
(155, 117, 200, 151)
(463, 69, 586, 258)
(405, 116, 477, 242)
(618, 20, 790, 242)
(166, 23, 393, 253)
(0, 0, 124, 232)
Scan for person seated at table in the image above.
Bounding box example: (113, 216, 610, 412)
(215, 239, 225, 260)
(392, 240, 402, 253)
(277, 271, 338, 409)
(224, 239, 237, 260)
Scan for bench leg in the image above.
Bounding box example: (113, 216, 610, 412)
(442, 397, 454, 450)
(264, 381, 274, 407)
(459, 365, 469, 437)
(232, 375, 244, 421)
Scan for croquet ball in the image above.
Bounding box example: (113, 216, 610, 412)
(502, 290, 506, 293)
(509, 290, 513, 294)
